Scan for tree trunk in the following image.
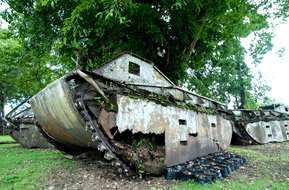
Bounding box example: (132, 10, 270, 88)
(181, 15, 207, 63)
(237, 62, 246, 109)
(239, 82, 246, 109)
(0, 87, 6, 129)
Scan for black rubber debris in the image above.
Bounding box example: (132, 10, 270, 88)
(164, 152, 247, 184)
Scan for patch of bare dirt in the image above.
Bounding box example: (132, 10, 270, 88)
(42, 159, 175, 190)
(40, 142, 289, 189)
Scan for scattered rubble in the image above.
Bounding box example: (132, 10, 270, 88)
(165, 152, 247, 184)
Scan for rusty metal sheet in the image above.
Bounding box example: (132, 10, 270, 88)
(98, 109, 116, 139)
(30, 77, 99, 148)
(115, 95, 232, 167)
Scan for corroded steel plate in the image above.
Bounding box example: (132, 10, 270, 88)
(30, 77, 98, 148)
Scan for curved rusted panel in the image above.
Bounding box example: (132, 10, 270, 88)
(29, 77, 99, 148)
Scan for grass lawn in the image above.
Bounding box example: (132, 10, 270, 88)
(171, 143, 289, 190)
(1, 135, 289, 189)
(0, 135, 76, 190)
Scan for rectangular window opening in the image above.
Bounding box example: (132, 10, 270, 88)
(189, 132, 198, 137)
(179, 119, 187, 125)
(211, 123, 216, 128)
(285, 125, 288, 127)
(180, 141, 188, 146)
(128, 62, 140, 76)
(268, 134, 272, 137)
(266, 125, 270, 128)
(285, 108, 288, 112)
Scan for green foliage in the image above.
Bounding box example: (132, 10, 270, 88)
(0, 27, 65, 128)
(2, 0, 289, 108)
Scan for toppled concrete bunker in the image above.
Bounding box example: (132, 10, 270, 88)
(231, 106, 289, 145)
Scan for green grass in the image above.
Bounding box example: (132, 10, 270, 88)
(0, 135, 15, 142)
(170, 179, 289, 190)
(1, 135, 289, 189)
(228, 147, 262, 157)
(0, 135, 20, 149)
(171, 145, 289, 190)
(0, 136, 76, 190)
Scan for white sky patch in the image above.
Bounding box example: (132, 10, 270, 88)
(242, 20, 289, 105)
(0, 3, 9, 28)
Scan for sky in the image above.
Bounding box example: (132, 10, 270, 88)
(241, 21, 289, 105)
(1, 3, 289, 108)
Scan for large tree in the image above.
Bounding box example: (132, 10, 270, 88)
(1, 0, 288, 108)
(0, 28, 64, 128)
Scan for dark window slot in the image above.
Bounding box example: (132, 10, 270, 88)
(211, 123, 216, 128)
(189, 132, 198, 137)
(180, 141, 188, 146)
(285, 125, 288, 127)
(128, 62, 140, 75)
(266, 125, 270, 128)
(285, 108, 288, 112)
(268, 134, 272, 137)
(179, 119, 187, 125)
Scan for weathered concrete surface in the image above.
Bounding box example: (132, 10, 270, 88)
(115, 95, 232, 167)
(231, 109, 289, 144)
(10, 124, 54, 148)
(245, 120, 289, 144)
(261, 104, 289, 114)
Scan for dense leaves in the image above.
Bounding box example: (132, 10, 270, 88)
(1, 0, 289, 109)
(0, 28, 65, 126)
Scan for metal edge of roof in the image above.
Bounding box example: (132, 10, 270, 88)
(87, 52, 226, 106)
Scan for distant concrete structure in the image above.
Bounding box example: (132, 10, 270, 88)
(260, 104, 289, 114)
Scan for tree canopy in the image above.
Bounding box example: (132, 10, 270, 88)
(0, 28, 65, 127)
(1, 0, 289, 109)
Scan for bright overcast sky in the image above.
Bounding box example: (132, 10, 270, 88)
(242, 21, 289, 105)
(1, 3, 289, 106)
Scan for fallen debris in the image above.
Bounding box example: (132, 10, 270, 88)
(164, 152, 247, 184)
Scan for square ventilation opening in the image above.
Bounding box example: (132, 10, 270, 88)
(189, 132, 198, 137)
(128, 62, 140, 76)
(180, 141, 188, 146)
(179, 119, 187, 125)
